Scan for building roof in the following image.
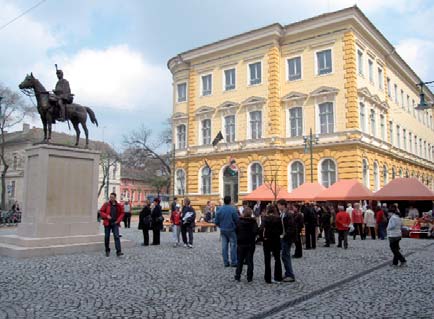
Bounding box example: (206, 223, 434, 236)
(286, 182, 326, 201)
(315, 179, 374, 201)
(373, 178, 434, 201)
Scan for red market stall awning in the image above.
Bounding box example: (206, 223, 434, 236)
(242, 183, 291, 201)
(315, 179, 374, 201)
(373, 178, 434, 201)
(286, 182, 326, 201)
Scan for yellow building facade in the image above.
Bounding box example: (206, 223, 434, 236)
(168, 6, 434, 208)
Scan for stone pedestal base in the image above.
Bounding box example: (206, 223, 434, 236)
(0, 144, 133, 258)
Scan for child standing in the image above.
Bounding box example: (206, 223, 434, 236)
(171, 204, 182, 247)
(235, 207, 258, 282)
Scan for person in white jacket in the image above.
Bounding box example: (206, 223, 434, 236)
(386, 209, 407, 267)
(364, 205, 376, 240)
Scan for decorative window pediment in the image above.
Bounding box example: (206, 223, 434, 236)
(217, 101, 240, 116)
(310, 86, 339, 98)
(172, 112, 188, 125)
(358, 87, 389, 110)
(195, 105, 215, 119)
(281, 91, 308, 103)
(241, 96, 266, 112)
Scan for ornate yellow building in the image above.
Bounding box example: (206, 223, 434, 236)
(168, 6, 434, 207)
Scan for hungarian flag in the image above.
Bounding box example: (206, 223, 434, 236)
(212, 131, 224, 146)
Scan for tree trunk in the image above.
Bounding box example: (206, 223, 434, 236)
(0, 128, 8, 210)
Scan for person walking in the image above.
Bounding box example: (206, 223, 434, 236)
(171, 204, 182, 247)
(336, 205, 351, 249)
(292, 205, 304, 258)
(151, 198, 163, 245)
(215, 195, 239, 267)
(352, 203, 365, 240)
(123, 200, 132, 228)
(234, 207, 258, 282)
(302, 203, 317, 249)
(364, 205, 376, 240)
(277, 200, 296, 282)
(181, 198, 196, 248)
(138, 199, 152, 246)
(376, 206, 387, 240)
(321, 206, 332, 247)
(387, 210, 407, 267)
(261, 205, 283, 284)
(100, 192, 125, 257)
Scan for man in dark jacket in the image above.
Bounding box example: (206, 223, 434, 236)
(277, 199, 296, 282)
(181, 198, 196, 248)
(100, 192, 125, 257)
(151, 198, 163, 245)
(302, 203, 317, 249)
(293, 205, 304, 258)
(234, 207, 258, 282)
(321, 206, 332, 247)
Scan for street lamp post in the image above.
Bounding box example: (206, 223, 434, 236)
(303, 128, 319, 183)
(416, 81, 434, 110)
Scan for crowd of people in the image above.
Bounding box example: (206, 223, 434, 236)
(99, 194, 418, 281)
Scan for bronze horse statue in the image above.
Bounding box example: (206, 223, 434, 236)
(18, 73, 98, 146)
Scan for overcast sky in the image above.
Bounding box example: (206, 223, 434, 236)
(1, 0, 434, 149)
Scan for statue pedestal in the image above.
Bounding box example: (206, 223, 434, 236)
(0, 144, 132, 258)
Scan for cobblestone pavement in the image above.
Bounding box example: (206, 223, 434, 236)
(0, 225, 432, 319)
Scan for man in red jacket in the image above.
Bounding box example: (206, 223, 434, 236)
(336, 205, 351, 249)
(100, 192, 125, 257)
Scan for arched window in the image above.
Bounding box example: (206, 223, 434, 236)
(290, 161, 304, 190)
(362, 159, 370, 188)
(201, 167, 211, 194)
(405, 169, 409, 178)
(373, 161, 379, 191)
(175, 169, 186, 195)
(320, 159, 336, 187)
(250, 163, 263, 191)
(383, 165, 388, 186)
(399, 168, 403, 177)
(392, 167, 396, 179)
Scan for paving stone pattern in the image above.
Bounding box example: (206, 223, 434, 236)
(0, 225, 432, 319)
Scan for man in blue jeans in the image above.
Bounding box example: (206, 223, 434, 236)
(215, 196, 239, 267)
(277, 199, 296, 282)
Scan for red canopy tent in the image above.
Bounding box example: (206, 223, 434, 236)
(242, 183, 291, 201)
(373, 178, 434, 200)
(286, 182, 326, 201)
(315, 179, 374, 201)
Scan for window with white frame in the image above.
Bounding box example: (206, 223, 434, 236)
(288, 57, 302, 81)
(383, 165, 388, 185)
(201, 167, 211, 194)
(319, 102, 334, 134)
(362, 159, 370, 188)
(289, 107, 303, 137)
(177, 83, 187, 102)
(419, 138, 422, 156)
(177, 124, 186, 149)
(407, 95, 410, 113)
(373, 161, 379, 191)
(224, 115, 235, 143)
(201, 74, 212, 96)
(409, 132, 413, 153)
(357, 50, 364, 75)
(394, 84, 398, 104)
(396, 125, 401, 148)
(415, 136, 418, 156)
(387, 78, 391, 97)
(403, 128, 407, 151)
(248, 62, 262, 85)
(360, 103, 366, 132)
(412, 99, 416, 116)
(320, 159, 336, 187)
(249, 111, 262, 140)
(380, 114, 386, 140)
(399, 168, 403, 178)
(290, 161, 304, 190)
(316, 49, 332, 75)
(368, 59, 374, 83)
(175, 169, 186, 195)
(401, 90, 404, 109)
(392, 167, 396, 179)
(370, 109, 376, 137)
(250, 163, 263, 191)
(224, 68, 236, 91)
(201, 119, 211, 145)
(389, 121, 394, 145)
(378, 68, 383, 90)
(9, 181, 15, 198)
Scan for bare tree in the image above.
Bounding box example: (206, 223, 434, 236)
(263, 156, 283, 203)
(0, 84, 34, 209)
(91, 141, 121, 198)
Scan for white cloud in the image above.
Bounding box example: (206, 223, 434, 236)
(395, 38, 434, 80)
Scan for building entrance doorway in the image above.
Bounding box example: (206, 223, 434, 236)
(223, 166, 238, 203)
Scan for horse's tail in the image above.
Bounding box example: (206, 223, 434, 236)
(85, 107, 98, 127)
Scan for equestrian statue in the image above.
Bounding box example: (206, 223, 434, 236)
(18, 65, 98, 147)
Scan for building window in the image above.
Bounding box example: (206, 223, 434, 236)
(316, 49, 332, 75)
(360, 103, 366, 132)
(383, 165, 388, 186)
(392, 167, 396, 179)
(362, 159, 369, 188)
(250, 163, 263, 191)
(374, 161, 379, 191)
(387, 78, 391, 97)
(248, 62, 262, 85)
(357, 50, 363, 75)
(201, 74, 212, 96)
(394, 84, 398, 104)
(288, 57, 302, 81)
(399, 168, 403, 178)
(176, 124, 186, 149)
(112, 164, 117, 180)
(177, 83, 187, 102)
(13, 155, 17, 170)
(396, 125, 401, 148)
(370, 109, 376, 137)
(403, 129, 407, 151)
(412, 99, 416, 117)
(9, 181, 15, 198)
(389, 121, 394, 145)
(419, 138, 422, 156)
(409, 132, 413, 153)
(201, 119, 211, 145)
(319, 102, 334, 134)
(321, 159, 337, 187)
(407, 95, 411, 113)
(249, 111, 262, 140)
(224, 115, 235, 143)
(289, 107, 303, 137)
(401, 90, 404, 109)
(224, 68, 236, 91)
(415, 136, 418, 156)
(380, 114, 386, 140)
(175, 169, 186, 195)
(290, 161, 304, 190)
(378, 68, 383, 90)
(368, 59, 374, 83)
(201, 167, 211, 194)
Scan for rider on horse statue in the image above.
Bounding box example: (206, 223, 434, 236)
(51, 64, 73, 122)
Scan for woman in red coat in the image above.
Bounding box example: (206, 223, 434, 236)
(336, 205, 351, 249)
(352, 203, 365, 240)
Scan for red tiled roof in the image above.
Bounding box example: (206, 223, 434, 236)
(315, 179, 373, 201)
(373, 178, 434, 200)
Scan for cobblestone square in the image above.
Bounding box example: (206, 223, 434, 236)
(0, 225, 432, 319)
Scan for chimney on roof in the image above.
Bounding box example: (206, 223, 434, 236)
(23, 123, 30, 133)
